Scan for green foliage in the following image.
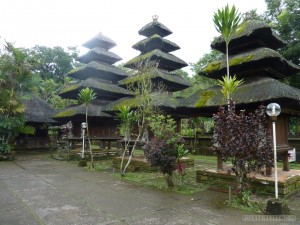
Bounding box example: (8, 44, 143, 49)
(229, 189, 264, 213)
(0, 42, 38, 145)
(77, 87, 97, 105)
(115, 105, 136, 138)
(213, 4, 241, 46)
(0, 114, 25, 144)
(264, 0, 300, 88)
(144, 114, 187, 188)
(147, 115, 181, 144)
(48, 94, 78, 110)
(191, 50, 223, 75)
(0, 143, 11, 154)
(29, 45, 80, 83)
(18, 125, 35, 135)
(213, 4, 241, 79)
(77, 87, 97, 167)
(217, 75, 243, 100)
(180, 119, 194, 137)
(178, 51, 219, 98)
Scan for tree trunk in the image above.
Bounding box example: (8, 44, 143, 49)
(85, 106, 94, 168)
(165, 174, 174, 189)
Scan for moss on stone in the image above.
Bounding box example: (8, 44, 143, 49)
(60, 83, 80, 93)
(53, 109, 76, 118)
(202, 62, 222, 74)
(126, 51, 154, 65)
(234, 20, 249, 37)
(229, 54, 254, 66)
(195, 90, 216, 108)
(68, 66, 83, 75)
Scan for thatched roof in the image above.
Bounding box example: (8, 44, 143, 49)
(82, 33, 116, 50)
(200, 47, 300, 80)
(118, 69, 190, 92)
(103, 93, 180, 114)
(132, 34, 180, 53)
(138, 19, 172, 38)
(68, 61, 128, 82)
(77, 47, 122, 65)
(179, 76, 300, 115)
(124, 49, 188, 71)
(23, 96, 57, 124)
(211, 20, 286, 54)
(53, 103, 112, 122)
(59, 78, 132, 100)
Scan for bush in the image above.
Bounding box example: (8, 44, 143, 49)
(143, 115, 187, 188)
(212, 100, 273, 195)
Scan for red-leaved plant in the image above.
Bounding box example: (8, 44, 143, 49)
(212, 100, 273, 194)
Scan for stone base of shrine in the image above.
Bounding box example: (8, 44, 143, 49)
(196, 167, 300, 196)
(112, 156, 195, 172)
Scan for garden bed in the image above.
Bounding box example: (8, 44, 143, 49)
(112, 155, 194, 172)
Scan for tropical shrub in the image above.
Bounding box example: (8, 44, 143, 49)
(212, 100, 273, 195)
(143, 115, 187, 188)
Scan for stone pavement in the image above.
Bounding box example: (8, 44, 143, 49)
(0, 153, 298, 225)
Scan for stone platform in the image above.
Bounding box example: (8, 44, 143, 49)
(196, 167, 300, 196)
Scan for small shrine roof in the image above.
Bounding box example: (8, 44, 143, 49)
(82, 33, 117, 50)
(124, 49, 188, 71)
(59, 78, 132, 100)
(77, 47, 122, 65)
(119, 69, 190, 92)
(211, 20, 286, 55)
(132, 34, 180, 53)
(200, 47, 300, 80)
(68, 61, 128, 82)
(53, 103, 112, 122)
(23, 96, 57, 123)
(138, 16, 172, 38)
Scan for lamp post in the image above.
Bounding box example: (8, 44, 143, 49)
(266, 103, 281, 199)
(81, 122, 87, 159)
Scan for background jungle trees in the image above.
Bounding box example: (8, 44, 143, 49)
(264, 0, 300, 88)
(28, 45, 80, 109)
(0, 42, 37, 147)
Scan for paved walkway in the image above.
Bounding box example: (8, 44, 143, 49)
(0, 153, 298, 225)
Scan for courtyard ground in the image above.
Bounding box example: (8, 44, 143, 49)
(0, 151, 299, 225)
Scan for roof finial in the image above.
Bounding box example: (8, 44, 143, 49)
(152, 15, 159, 21)
(242, 12, 252, 21)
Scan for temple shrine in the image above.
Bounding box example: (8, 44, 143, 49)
(186, 19, 300, 195)
(104, 15, 190, 120)
(53, 33, 132, 137)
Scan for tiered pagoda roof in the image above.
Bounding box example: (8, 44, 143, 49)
(54, 33, 131, 122)
(180, 19, 300, 115)
(103, 16, 190, 115)
(123, 16, 190, 91)
(211, 20, 286, 55)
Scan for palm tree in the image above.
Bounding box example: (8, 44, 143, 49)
(213, 4, 241, 79)
(78, 87, 96, 167)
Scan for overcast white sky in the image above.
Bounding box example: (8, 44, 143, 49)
(1, 0, 266, 74)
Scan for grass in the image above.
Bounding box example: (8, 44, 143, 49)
(78, 151, 300, 213)
(90, 151, 300, 196)
(92, 151, 214, 195)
